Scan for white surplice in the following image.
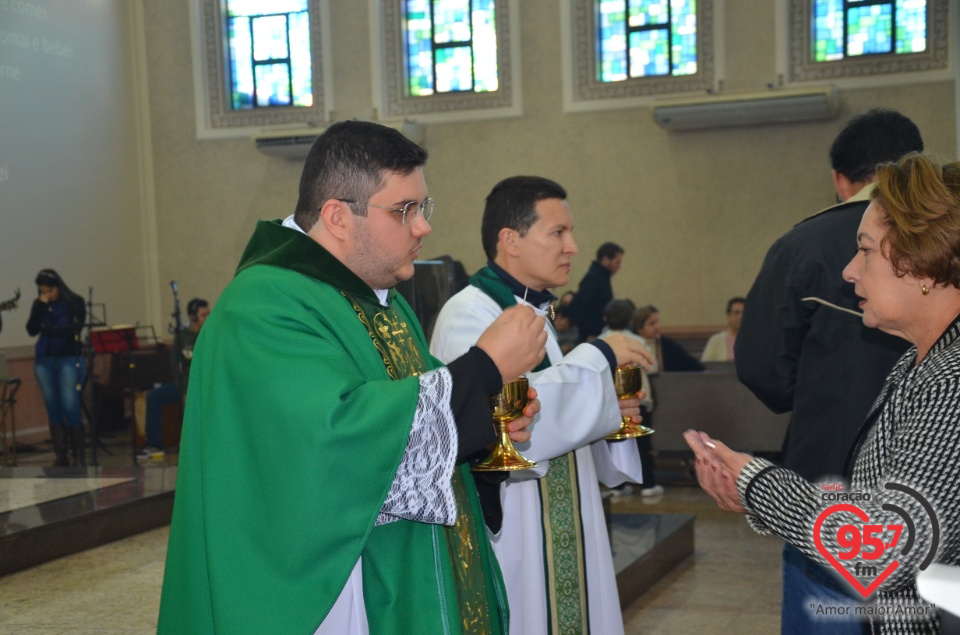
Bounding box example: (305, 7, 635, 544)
(430, 285, 643, 635)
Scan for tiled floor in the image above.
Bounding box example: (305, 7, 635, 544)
(618, 486, 783, 634)
(1, 442, 783, 634)
(1, 475, 136, 513)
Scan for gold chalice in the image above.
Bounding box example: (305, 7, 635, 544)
(605, 366, 655, 440)
(472, 377, 538, 472)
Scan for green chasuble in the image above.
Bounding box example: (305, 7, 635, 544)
(158, 220, 508, 634)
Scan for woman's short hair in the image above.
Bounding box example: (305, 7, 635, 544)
(872, 153, 960, 289)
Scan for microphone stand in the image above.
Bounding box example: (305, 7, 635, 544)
(169, 281, 183, 335)
(84, 287, 110, 466)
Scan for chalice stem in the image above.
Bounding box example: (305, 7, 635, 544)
(472, 417, 538, 471)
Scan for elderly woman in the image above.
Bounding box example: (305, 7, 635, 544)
(687, 153, 960, 634)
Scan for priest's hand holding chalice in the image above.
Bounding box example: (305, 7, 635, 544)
(604, 365, 653, 440)
(472, 305, 547, 471)
(601, 334, 656, 440)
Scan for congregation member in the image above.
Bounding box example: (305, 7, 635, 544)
(158, 121, 549, 635)
(700, 296, 744, 362)
(139, 297, 208, 458)
(633, 304, 705, 372)
(735, 109, 923, 633)
(568, 241, 624, 342)
(688, 152, 960, 635)
(25, 269, 86, 467)
(431, 176, 653, 635)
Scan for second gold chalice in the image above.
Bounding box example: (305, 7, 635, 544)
(605, 366, 655, 440)
(472, 377, 538, 472)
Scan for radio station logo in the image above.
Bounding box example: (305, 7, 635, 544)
(814, 482, 939, 598)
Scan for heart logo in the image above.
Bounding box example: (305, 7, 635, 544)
(813, 504, 899, 598)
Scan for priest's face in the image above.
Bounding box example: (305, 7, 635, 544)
(346, 167, 432, 290)
(513, 198, 579, 291)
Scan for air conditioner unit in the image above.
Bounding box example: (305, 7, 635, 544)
(253, 130, 323, 160)
(652, 85, 839, 131)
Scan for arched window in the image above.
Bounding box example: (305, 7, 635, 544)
(373, 0, 520, 122)
(192, 0, 332, 137)
(596, 0, 699, 82)
(224, 0, 314, 109)
(563, 0, 717, 112)
(786, 0, 948, 83)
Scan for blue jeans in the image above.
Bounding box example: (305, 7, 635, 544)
(782, 544, 867, 634)
(34, 355, 86, 429)
(145, 382, 181, 448)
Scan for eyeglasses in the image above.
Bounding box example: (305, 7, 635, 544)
(338, 197, 435, 225)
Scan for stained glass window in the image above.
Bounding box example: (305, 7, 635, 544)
(812, 0, 927, 63)
(225, 0, 313, 110)
(403, 0, 499, 97)
(596, 0, 698, 83)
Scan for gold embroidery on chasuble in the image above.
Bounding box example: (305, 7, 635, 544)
(344, 293, 495, 634)
(345, 294, 424, 379)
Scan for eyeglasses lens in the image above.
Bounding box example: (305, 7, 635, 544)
(402, 198, 434, 224)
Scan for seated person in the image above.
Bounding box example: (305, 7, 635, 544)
(633, 304, 705, 372)
(140, 298, 209, 457)
(701, 296, 745, 362)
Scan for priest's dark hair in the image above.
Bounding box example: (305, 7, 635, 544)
(294, 120, 428, 232)
(481, 176, 567, 260)
(829, 108, 923, 185)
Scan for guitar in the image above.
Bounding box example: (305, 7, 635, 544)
(0, 289, 20, 313)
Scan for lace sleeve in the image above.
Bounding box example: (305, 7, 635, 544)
(376, 367, 459, 526)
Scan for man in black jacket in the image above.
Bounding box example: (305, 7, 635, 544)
(735, 109, 923, 634)
(569, 242, 623, 342)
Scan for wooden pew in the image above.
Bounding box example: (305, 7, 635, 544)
(648, 363, 790, 453)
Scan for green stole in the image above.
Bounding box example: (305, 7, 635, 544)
(470, 266, 590, 635)
(343, 290, 508, 635)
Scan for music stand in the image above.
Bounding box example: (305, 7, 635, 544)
(0, 351, 20, 467)
(89, 327, 140, 355)
(82, 290, 108, 465)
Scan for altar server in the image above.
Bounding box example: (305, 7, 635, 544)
(431, 175, 654, 635)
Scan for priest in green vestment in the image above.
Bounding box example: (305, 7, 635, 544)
(157, 121, 547, 635)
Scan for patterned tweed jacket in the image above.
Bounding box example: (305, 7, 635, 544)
(737, 314, 960, 634)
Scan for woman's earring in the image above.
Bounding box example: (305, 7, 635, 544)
(921, 284, 930, 295)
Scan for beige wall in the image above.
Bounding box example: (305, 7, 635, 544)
(0, 1, 154, 349)
(143, 0, 956, 329)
